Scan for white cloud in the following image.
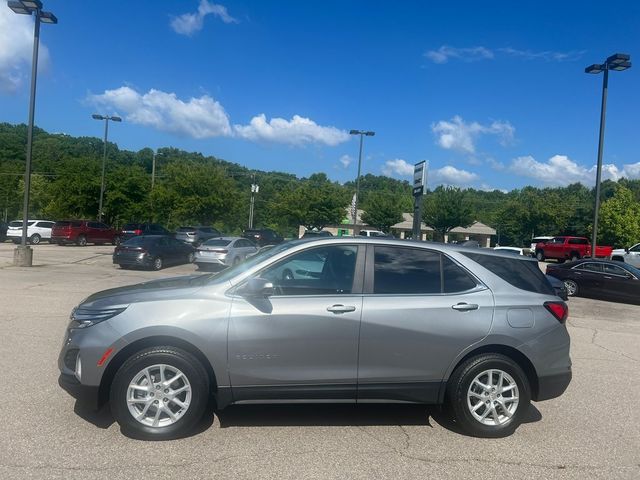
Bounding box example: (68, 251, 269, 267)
(382, 159, 414, 177)
(0, 7, 50, 93)
(498, 47, 585, 62)
(381, 159, 479, 187)
(432, 165, 479, 185)
(509, 155, 640, 186)
(171, 1, 238, 36)
(88, 86, 232, 138)
(339, 154, 353, 168)
(234, 114, 350, 146)
(424, 45, 585, 64)
(424, 46, 494, 64)
(432, 116, 515, 154)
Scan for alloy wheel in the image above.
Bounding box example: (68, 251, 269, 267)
(126, 364, 192, 428)
(564, 279, 578, 296)
(466, 369, 519, 426)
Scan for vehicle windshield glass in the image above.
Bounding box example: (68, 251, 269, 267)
(206, 240, 299, 284)
(177, 227, 196, 232)
(202, 239, 231, 247)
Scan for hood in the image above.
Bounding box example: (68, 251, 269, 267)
(81, 274, 213, 308)
(611, 248, 626, 255)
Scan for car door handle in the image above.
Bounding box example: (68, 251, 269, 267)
(452, 303, 479, 311)
(327, 304, 356, 314)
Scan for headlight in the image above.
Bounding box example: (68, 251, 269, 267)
(69, 305, 128, 329)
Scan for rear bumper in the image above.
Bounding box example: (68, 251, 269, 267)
(58, 373, 100, 409)
(51, 234, 74, 243)
(534, 369, 572, 401)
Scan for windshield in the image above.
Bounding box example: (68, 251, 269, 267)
(207, 240, 299, 284)
(122, 236, 148, 246)
(202, 239, 231, 247)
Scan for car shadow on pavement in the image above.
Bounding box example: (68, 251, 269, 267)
(216, 403, 543, 435)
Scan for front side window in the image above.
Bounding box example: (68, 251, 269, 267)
(374, 246, 441, 294)
(604, 264, 628, 276)
(630, 244, 640, 253)
(259, 245, 358, 295)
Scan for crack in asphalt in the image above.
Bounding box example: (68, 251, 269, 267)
(568, 320, 640, 363)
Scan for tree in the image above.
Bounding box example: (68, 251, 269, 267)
(272, 173, 349, 231)
(361, 192, 406, 232)
(422, 186, 474, 240)
(598, 185, 640, 248)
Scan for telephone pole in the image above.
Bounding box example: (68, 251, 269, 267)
(248, 174, 259, 229)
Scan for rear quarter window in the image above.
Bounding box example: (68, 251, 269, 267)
(462, 252, 554, 295)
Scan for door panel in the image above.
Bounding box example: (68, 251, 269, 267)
(358, 289, 494, 389)
(228, 295, 362, 390)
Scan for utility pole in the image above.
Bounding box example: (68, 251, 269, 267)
(248, 174, 259, 229)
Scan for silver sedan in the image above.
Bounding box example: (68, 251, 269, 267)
(194, 236, 258, 270)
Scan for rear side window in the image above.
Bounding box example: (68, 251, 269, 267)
(443, 256, 478, 293)
(123, 236, 146, 246)
(576, 263, 603, 273)
(568, 238, 588, 245)
(374, 246, 441, 294)
(462, 252, 554, 295)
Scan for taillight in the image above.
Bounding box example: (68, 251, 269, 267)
(134, 229, 143, 235)
(544, 301, 568, 324)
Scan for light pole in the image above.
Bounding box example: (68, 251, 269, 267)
(151, 150, 164, 190)
(8, 0, 57, 267)
(92, 114, 122, 222)
(585, 53, 631, 258)
(349, 129, 375, 233)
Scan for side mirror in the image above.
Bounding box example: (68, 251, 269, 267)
(625, 247, 630, 253)
(240, 278, 274, 297)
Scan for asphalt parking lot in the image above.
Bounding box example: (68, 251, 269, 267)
(0, 243, 638, 480)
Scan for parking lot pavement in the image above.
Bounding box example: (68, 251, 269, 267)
(0, 243, 638, 480)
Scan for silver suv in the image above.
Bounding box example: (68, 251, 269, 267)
(58, 238, 571, 440)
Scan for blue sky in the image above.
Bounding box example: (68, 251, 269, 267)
(2, 0, 639, 191)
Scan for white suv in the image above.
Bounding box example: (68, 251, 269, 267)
(358, 229, 390, 237)
(611, 243, 640, 267)
(7, 219, 55, 245)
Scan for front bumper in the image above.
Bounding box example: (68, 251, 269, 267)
(58, 373, 100, 409)
(113, 252, 153, 268)
(535, 370, 572, 401)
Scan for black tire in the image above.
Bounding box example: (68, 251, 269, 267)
(233, 256, 241, 266)
(187, 252, 195, 264)
(152, 256, 163, 271)
(446, 353, 531, 438)
(12, 238, 20, 244)
(611, 256, 624, 262)
(30, 233, 41, 245)
(564, 279, 578, 297)
(110, 346, 210, 440)
(535, 250, 545, 262)
(557, 258, 565, 264)
(113, 236, 121, 246)
(570, 253, 580, 262)
(76, 235, 87, 247)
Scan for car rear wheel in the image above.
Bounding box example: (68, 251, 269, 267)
(564, 279, 578, 296)
(570, 253, 580, 262)
(152, 256, 163, 271)
(113, 236, 121, 246)
(110, 346, 209, 440)
(447, 354, 531, 438)
(187, 252, 195, 263)
(30, 233, 41, 245)
(76, 235, 87, 247)
(535, 251, 545, 262)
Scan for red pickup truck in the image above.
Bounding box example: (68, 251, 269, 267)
(534, 236, 612, 262)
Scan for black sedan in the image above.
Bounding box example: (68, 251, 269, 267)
(546, 259, 640, 304)
(113, 235, 195, 271)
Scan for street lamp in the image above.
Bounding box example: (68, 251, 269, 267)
(349, 129, 375, 232)
(585, 53, 631, 258)
(92, 114, 122, 222)
(8, 0, 57, 267)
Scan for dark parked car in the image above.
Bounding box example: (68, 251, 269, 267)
(0, 221, 7, 242)
(301, 230, 333, 238)
(175, 226, 221, 246)
(545, 274, 568, 301)
(546, 259, 640, 304)
(51, 220, 119, 246)
(242, 228, 284, 247)
(113, 235, 195, 270)
(119, 223, 172, 242)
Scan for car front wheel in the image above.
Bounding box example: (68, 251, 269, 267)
(110, 346, 210, 440)
(152, 256, 163, 271)
(447, 354, 531, 438)
(30, 233, 41, 245)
